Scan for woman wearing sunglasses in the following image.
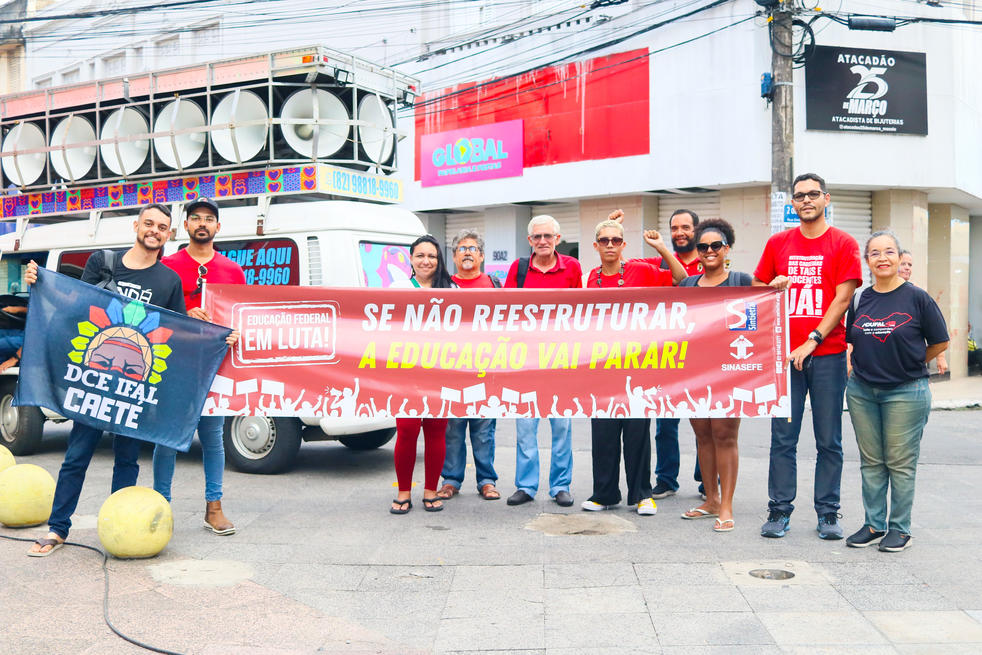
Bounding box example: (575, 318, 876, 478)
(677, 219, 751, 532)
(581, 220, 685, 515)
(389, 235, 455, 514)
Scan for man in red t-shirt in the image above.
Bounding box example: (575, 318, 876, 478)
(154, 197, 245, 536)
(609, 207, 703, 277)
(503, 215, 583, 290)
(582, 219, 682, 516)
(609, 207, 703, 500)
(450, 230, 500, 289)
(437, 229, 501, 503)
(504, 215, 581, 508)
(753, 173, 862, 541)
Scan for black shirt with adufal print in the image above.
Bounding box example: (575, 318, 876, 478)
(846, 282, 948, 389)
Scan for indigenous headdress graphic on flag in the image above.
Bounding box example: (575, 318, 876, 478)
(70, 299, 174, 384)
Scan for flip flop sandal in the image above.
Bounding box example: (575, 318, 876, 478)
(714, 518, 735, 532)
(27, 537, 65, 557)
(390, 499, 412, 515)
(681, 508, 719, 520)
(436, 484, 458, 500)
(480, 484, 501, 500)
(422, 497, 444, 512)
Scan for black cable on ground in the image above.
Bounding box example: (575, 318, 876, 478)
(0, 532, 184, 655)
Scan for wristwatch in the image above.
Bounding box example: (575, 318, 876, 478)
(807, 330, 823, 345)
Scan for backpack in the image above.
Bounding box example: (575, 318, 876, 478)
(95, 249, 119, 293)
(515, 257, 530, 288)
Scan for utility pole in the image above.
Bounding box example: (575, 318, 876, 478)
(770, 3, 794, 196)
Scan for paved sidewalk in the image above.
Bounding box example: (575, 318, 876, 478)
(927, 374, 982, 409)
(2, 397, 981, 654)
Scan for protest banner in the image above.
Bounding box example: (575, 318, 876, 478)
(204, 285, 790, 419)
(15, 268, 232, 451)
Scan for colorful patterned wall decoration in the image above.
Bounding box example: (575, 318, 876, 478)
(1, 164, 402, 222)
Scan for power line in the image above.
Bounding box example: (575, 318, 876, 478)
(402, 13, 756, 121)
(414, 0, 699, 89)
(408, 0, 741, 113)
(0, 0, 277, 25)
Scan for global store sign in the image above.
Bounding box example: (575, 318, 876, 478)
(420, 120, 523, 187)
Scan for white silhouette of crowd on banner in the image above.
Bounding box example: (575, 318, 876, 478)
(204, 375, 790, 419)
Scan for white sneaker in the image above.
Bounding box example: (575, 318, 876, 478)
(581, 500, 613, 511)
(637, 498, 658, 516)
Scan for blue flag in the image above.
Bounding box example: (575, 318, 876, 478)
(15, 268, 231, 451)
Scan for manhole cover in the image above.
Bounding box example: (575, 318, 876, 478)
(748, 568, 795, 580)
(524, 512, 637, 536)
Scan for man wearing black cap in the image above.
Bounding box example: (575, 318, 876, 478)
(154, 197, 244, 535)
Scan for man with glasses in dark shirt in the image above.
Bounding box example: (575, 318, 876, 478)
(154, 198, 244, 536)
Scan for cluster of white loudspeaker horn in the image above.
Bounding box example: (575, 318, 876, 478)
(1, 88, 395, 186)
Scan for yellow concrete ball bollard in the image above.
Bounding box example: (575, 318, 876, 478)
(97, 486, 173, 559)
(0, 463, 56, 528)
(0, 444, 15, 473)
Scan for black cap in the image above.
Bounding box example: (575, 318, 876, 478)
(186, 197, 219, 219)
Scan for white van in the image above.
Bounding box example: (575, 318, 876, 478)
(0, 199, 424, 473)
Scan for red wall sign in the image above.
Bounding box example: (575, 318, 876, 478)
(414, 49, 650, 180)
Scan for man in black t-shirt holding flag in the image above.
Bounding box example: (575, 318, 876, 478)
(26, 204, 185, 557)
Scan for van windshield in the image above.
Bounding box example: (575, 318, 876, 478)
(0, 251, 49, 293)
(359, 241, 412, 288)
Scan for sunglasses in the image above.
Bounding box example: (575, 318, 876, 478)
(596, 236, 624, 246)
(190, 264, 208, 296)
(695, 240, 726, 253)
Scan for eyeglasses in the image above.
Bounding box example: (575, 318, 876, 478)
(188, 213, 218, 224)
(868, 249, 898, 259)
(696, 240, 727, 253)
(191, 264, 208, 296)
(791, 190, 825, 202)
(456, 245, 480, 253)
(596, 236, 624, 246)
(530, 233, 556, 241)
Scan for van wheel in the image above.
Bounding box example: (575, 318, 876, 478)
(338, 428, 396, 451)
(223, 416, 301, 474)
(0, 380, 44, 456)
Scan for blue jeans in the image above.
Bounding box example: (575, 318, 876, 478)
(846, 376, 931, 534)
(152, 416, 226, 502)
(442, 418, 497, 491)
(768, 351, 847, 516)
(48, 423, 141, 540)
(515, 418, 572, 498)
(654, 418, 702, 489)
(0, 328, 24, 359)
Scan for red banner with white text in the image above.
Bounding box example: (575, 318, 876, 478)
(203, 285, 790, 419)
